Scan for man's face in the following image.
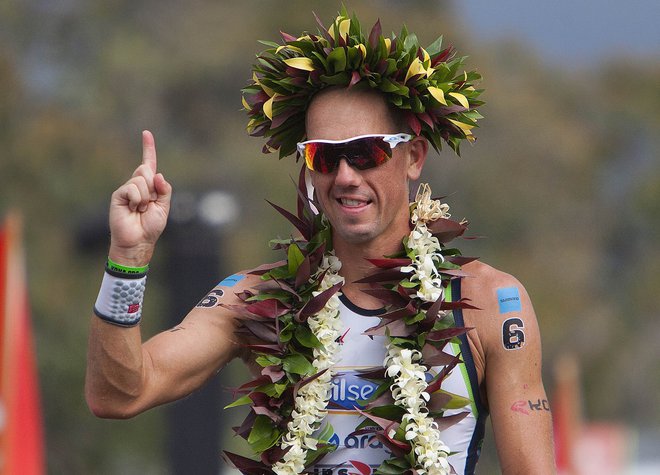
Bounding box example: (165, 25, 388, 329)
(306, 88, 427, 250)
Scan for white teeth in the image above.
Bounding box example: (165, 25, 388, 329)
(341, 198, 362, 207)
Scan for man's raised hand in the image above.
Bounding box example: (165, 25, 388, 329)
(108, 130, 172, 266)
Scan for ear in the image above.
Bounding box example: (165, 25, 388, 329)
(406, 137, 428, 181)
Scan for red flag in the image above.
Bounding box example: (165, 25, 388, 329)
(0, 212, 45, 475)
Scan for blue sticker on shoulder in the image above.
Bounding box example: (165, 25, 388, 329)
(218, 274, 245, 287)
(497, 287, 522, 314)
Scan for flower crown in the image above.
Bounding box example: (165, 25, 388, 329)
(242, 8, 485, 159)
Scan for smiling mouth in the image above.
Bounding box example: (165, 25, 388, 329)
(339, 198, 370, 207)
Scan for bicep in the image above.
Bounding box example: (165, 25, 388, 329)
(139, 276, 251, 409)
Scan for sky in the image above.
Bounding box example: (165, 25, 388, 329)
(456, 0, 660, 67)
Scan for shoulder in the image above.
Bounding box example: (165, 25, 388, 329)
(178, 267, 272, 362)
(458, 260, 540, 357)
(193, 264, 276, 313)
(460, 260, 531, 318)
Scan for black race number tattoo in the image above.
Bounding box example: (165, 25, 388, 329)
(196, 289, 224, 308)
(502, 317, 525, 350)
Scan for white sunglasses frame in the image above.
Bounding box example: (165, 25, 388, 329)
(296, 133, 413, 156)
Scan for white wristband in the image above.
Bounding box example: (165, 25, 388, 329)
(94, 271, 147, 327)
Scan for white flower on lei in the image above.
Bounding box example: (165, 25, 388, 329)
(410, 183, 450, 225)
(273, 253, 344, 475)
(401, 189, 450, 302)
(385, 345, 450, 475)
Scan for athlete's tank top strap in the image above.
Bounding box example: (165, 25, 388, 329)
(449, 279, 489, 474)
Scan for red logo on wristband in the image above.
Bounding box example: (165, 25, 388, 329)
(127, 304, 140, 314)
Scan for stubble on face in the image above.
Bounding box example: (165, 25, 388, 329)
(305, 88, 418, 252)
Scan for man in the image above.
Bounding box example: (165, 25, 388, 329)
(86, 11, 555, 475)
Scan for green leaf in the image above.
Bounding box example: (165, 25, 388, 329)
(315, 422, 336, 443)
(279, 320, 295, 343)
(287, 243, 305, 275)
(224, 394, 252, 409)
(425, 35, 444, 57)
(399, 279, 417, 289)
(319, 72, 350, 85)
(295, 324, 321, 348)
(247, 415, 280, 453)
(327, 47, 347, 74)
(434, 388, 472, 409)
(260, 382, 288, 397)
(283, 353, 314, 376)
(375, 458, 410, 474)
(358, 380, 390, 406)
(255, 355, 282, 367)
(404, 311, 425, 325)
(366, 404, 406, 421)
(246, 291, 291, 302)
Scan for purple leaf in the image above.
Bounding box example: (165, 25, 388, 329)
(246, 299, 291, 318)
(421, 346, 458, 366)
(242, 320, 278, 343)
(266, 200, 311, 240)
(349, 70, 361, 87)
(368, 19, 382, 49)
(354, 269, 407, 284)
(355, 366, 386, 380)
(360, 288, 407, 307)
(446, 256, 478, 266)
(427, 218, 468, 242)
(313, 12, 333, 43)
(436, 411, 469, 431)
(232, 411, 256, 439)
(426, 326, 472, 342)
(364, 318, 415, 337)
(231, 375, 272, 395)
(366, 257, 412, 269)
(280, 31, 297, 43)
(426, 356, 462, 393)
(373, 432, 410, 457)
(243, 343, 284, 355)
(253, 405, 283, 423)
(439, 299, 481, 311)
(260, 445, 290, 467)
(428, 391, 452, 412)
(297, 282, 342, 320)
(294, 255, 311, 289)
(355, 407, 399, 432)
(261, 365, 285, 383)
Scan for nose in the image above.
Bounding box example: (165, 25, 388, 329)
(334, 158, 362, 187)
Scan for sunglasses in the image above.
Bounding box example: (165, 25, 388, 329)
(297, 133, 413, 174)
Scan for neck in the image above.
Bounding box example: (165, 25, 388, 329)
(332, 229, 407, 309)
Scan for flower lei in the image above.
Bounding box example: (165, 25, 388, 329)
(273, 253, 344, 474)
(223, 173, 476, 475)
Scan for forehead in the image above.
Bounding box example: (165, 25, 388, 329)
(305, 88, 398, 140)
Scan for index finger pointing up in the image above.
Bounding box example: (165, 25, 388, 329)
(142, 130, 158, 173)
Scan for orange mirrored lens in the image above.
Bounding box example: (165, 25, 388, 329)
(303, 137, 392, 173)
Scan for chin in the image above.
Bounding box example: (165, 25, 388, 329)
(334, 225, 379, 245)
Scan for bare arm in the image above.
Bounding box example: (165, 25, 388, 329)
(463, 262, 555, 473)
(481, 274, 556, 474)
(85, 131, 244, 418)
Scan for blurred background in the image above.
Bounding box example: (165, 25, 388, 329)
(0, 0, 658, 473)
